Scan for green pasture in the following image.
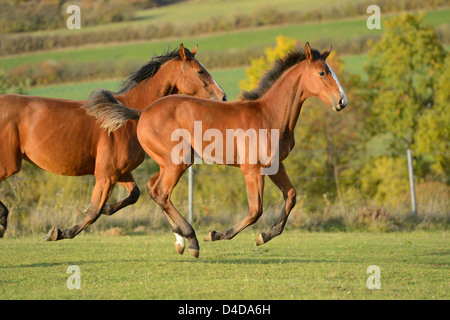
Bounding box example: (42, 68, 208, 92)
(28, 79, 122, 101)
(25, 0, 365, 36)
(134, 0, 363, 24)
(1, 8, 448, 71)
(0, 230, 448, 299)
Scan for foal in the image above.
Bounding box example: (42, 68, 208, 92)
(92, 43, 347, 257)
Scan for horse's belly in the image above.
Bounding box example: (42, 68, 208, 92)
(23, 146, 96, 176)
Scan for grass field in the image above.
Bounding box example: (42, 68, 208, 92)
(134, 0, 362, 25)
(1, 230, 448, 300)
(26, 0, 360, 36)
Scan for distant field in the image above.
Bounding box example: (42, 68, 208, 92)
(25, 0, 365, 36)
(0, 230, 448, 299)
(2, 8, 448, 71)
(135, 0, 364, 24)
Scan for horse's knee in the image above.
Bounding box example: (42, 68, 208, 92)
(147, 178, 160, 202)
(148, 186, 158, 201)
(85, 204, 102, 224)
(149, 187, 170, 209)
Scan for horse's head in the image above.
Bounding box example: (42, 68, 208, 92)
(170, 44, 227, 101)
(300, 42, 347, 111)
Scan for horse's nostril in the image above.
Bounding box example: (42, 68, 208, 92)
(222, 96, 227, 102)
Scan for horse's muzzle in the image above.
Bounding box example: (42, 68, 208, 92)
(334, 97, 347, 112)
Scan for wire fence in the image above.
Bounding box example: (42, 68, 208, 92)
(3, 149, 449, 185)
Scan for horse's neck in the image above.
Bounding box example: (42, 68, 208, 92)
(115, 72, 175, 110)
(262, 65, 306, 137)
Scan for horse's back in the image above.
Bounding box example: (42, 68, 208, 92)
(140, 95, 259, 132)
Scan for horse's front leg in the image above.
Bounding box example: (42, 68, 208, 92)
(100, 173, 140, 216)
(204, 165, 264, 241)
(45, 176, 117, 241)
(256, 163, 296, 246)
(147, 166, 200, 258)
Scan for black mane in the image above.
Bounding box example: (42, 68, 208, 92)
(118, 47, 195, 94)
(241, 48, 321, 101)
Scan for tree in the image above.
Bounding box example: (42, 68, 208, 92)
(414, 54, 450, 179)
(240, 36, 298, 92)
(0, 71, 29, 95)
(360, 13, 448, 206)
(364, 13, 446, 155)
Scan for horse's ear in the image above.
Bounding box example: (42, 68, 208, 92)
(321, 45, 332, 60)
(304, 42, 312, 60)
(191, 44, 198, 56)
(179, 43, 187, 61)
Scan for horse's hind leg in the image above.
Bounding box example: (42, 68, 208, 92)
(205, 165, 264, 241)
(101, 173, 140, 216)
(256, 163, 296, 246)
(46, 176, 116, 241)
(148, 166, 199, 258)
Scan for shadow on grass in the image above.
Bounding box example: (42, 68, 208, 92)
(171, 256, 352, 264)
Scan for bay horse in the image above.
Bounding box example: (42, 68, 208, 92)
(85, 42, 347, 258)
(0, 44, 226, 240)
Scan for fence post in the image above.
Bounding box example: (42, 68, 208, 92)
(188, 165, 194, 224)
(407, 149, 417, 219)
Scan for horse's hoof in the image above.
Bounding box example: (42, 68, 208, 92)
(45, 227, 62, 241)
(256, 233, 266, 246)
(204, 230, 217, 242)
(188, 248, 200, 258)
(0, 226, 5, 238)
(174, 242, 185, 255)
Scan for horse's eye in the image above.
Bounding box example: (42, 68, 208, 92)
(197, 70, 204, 75)
(319, 71, 326, 77)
